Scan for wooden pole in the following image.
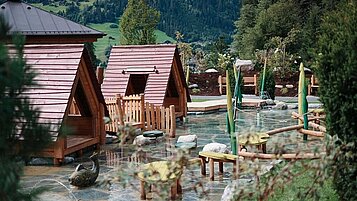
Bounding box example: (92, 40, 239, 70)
(169, 105, 176, 138)
(292, 112, 326, 132)
(237, 151, 321, 160)
(266, 124, 304, 135)
(298, 129, 324, 137)
(226, 70, 237, 154)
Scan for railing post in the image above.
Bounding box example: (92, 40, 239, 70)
(169, 105, 176, 138)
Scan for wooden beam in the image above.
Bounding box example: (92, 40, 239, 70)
(266, 124, 304, 135)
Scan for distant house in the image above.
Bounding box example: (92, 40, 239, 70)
(14, 44, 108, 165)
(0, 0, 105, 44)
(101, 44, 191, 118)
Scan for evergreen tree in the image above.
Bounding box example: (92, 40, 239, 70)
(0, 16, 52, 200)
(316, 1, 357, 200)
(119, 0, 160, 45)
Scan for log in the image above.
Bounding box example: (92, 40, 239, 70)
(292, 112, 327, 132)
(238, 151, 321, 160)
(266, 124, 304, 135)
(298, 129, 324, 137)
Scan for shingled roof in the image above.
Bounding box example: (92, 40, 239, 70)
(0, 0, 104, 41)
(102, 44, 190, 105)
(13, 44, 107, 140)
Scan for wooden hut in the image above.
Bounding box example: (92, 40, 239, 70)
(101, 44, 191, 118)
(0, 0, 105, 44)
(17, 44, 108, 165)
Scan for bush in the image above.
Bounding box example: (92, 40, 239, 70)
(316, 1, 357, 200)
(258, 67, 276, 100)
(109, 23, 119, 28)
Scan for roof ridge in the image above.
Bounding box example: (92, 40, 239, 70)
(0, 1, 104, 36)
(113, 44, 177, 48)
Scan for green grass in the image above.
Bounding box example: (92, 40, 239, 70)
(267, 166, 338, 201)
(30, 2, 176, 62)
(191, 99, 209, 102)
(32, 3, 66, 13)
(88, 23, 175, 62)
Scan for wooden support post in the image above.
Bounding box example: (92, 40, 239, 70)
(219, 162, 223, 174)
(209, 158, 214, 181)
(170, 180, 177, 200)
(177, 178, 182, 194)
(200, 157, 206, 176)
(146, 102, 151, 131)
(140, 181, 146, 200)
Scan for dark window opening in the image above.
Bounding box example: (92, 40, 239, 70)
(126, 74, 148, 96)
(166, 73, 179, 97)
(73, 79, 92, 117)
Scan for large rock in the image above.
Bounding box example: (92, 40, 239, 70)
(177, 135, 197, 146)
(202, 143, 230, 153)
(133, 135, 164, 146)
(272, 101, 288, 110)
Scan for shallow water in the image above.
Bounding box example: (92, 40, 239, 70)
(21, 109, 324, 201)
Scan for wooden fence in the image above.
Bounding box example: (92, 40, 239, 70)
(145, 103, 176, 137)
(105, 94, 176, 137)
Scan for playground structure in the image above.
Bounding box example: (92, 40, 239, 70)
(225, 62, 326, 160)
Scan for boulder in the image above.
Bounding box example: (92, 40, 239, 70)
(272, 101, 287, 110)
(133, 135, 164, 146)
(177, 135, 197, 146)
(265, 99, 275, 105)
(202, 143, 230, 153)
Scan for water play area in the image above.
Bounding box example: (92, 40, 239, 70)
(21, 108, 324, 201)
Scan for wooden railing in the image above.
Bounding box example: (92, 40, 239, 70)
(218, 74, 258, 95)
(105, 94, 176, 137)
(105, 94, 145, 133)
(145, 103, 176, 137)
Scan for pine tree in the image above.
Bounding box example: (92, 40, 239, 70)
(0, 16, 52, 200)
(119, 0, 160, 45)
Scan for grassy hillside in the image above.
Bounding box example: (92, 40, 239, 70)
(88, 23, 175, 62)
(29, 3, 175, 62)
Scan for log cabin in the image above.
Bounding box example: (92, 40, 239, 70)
(14, 44, 108, 165)
(101, 44, 191, 119)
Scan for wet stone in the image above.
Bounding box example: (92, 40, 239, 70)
(72, 189, 109, 200)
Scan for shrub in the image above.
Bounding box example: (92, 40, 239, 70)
(109, 23, 119, 28)
(316, 1, 357, 200)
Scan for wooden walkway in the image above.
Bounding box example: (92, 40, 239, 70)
(188, 98, 266, 112)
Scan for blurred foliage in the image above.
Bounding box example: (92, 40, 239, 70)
(0, 16, 52, 200)
(316, 1, 357, 200)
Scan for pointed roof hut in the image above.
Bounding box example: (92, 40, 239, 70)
(0, 0, 105, 43)
(101, 44, 190, 118)
(16, 44, 108, 165)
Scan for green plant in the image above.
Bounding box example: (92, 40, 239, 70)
(191, 88, 201, 94)
(316, 1, 357, 200)
(279, 87, 288, 95)
(0, 16, 52, 200)
(258, 67, 276, 100)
